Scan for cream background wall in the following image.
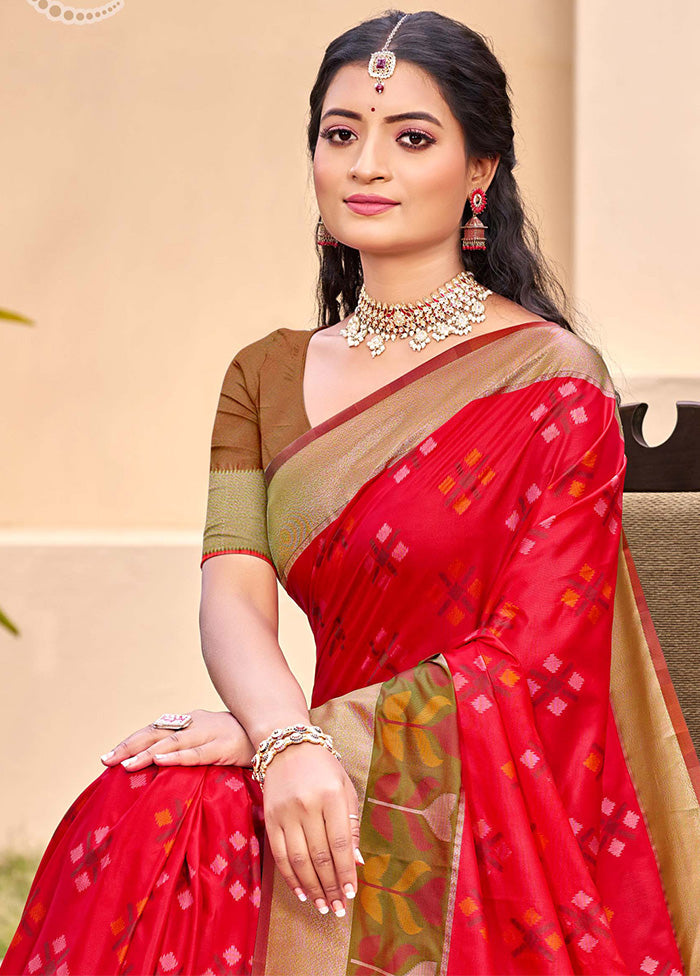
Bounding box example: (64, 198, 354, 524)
(0, 0, 696, 848)
(574, 0, 700, 430)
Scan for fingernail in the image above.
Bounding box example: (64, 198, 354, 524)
(101, 751, 114, 761)
(315, 899, 329, 914)
(343, 883, 355, 899)
(153, 754, 168, 760)
(121, 756, 139, 767)
(332, 900, 345, 917)
(294, 887, 307, 902)
(354, 848, 365, 865)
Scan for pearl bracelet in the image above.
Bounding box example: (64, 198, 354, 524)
(251, 724, 341, 788)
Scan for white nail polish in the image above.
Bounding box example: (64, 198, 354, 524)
(354, 848, 365, 865)
(121, 756, 139, 766)
(100, 751, 114, 761)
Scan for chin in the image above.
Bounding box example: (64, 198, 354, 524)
(340, 230, 406, 252)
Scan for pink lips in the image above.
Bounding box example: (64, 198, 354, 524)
(345, 194, 399, 216)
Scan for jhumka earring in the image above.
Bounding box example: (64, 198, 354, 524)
(316, 216, 338, 247)
(461, 187, 488, 251)
(367, 12, 412, 93)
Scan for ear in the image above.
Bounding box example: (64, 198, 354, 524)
(469, 152, 501, 193)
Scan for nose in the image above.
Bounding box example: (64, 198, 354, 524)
(349, 131, 391, 183)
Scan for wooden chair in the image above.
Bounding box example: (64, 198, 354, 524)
(619, 401, 700, 758)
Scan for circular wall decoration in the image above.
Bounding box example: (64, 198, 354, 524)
(24, 0, 124, 25)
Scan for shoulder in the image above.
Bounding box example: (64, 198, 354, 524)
(220, 327, 311, 396)
(226, 327, 301, 368)
(527, 323, 615, 395)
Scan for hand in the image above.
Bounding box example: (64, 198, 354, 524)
(99, 709, 256, 771)
(261, 741, 362, 920)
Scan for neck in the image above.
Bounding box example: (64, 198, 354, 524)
(358, 246, 465, 305)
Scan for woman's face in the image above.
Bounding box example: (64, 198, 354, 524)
(313, 60, 477, 255)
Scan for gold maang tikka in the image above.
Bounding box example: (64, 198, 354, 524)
(367, 13, 412, 93)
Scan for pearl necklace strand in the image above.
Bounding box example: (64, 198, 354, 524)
(340, 269, 493, 357)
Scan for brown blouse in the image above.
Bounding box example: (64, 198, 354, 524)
(201, 328, 313, 568)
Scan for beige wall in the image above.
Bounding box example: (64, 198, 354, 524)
(0, 0, 695, 848)
(574, 0, 700, 444)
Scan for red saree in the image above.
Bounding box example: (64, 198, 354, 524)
(3, 321, 699, 976)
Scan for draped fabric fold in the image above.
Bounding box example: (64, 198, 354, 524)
(3, 322, 698, 975)
(256, 323, 700, 975)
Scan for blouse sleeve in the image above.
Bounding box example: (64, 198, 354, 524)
(200, 346, 274, 570)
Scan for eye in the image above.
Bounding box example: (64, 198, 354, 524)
(319, 126, 436, 151)
(397, 128, 436, 150)
(319, 127, 355, 145)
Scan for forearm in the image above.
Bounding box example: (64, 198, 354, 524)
(199, 587, 310, 753)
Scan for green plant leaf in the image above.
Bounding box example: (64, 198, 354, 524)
(0, 607, 19, 636)
(0, 308, 34, 325)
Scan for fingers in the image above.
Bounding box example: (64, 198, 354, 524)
(152, 742, 214, 766)
(267, 779, 362, 918)
(268, 823, 323, 911)
(105, 727, 206, 771)
(345, 775, 363, 865)
(100, 725, 174, 766)
(131, 729, 210, 770)
(101, 710, 256, 771)
(269, 821, 346, 918)
(309, 785, 357, 917)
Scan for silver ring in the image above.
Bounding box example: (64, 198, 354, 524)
(348, 814, 360, 820)
(151, 712, 193, 731)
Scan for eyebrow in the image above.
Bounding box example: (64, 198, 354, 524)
(320, 108, 443, 128)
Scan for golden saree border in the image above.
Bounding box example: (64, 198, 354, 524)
(621, 528, 700, 800)
(610, 531, 700, 973)
(252, 678, 380, 974)
(251, 654, 463, 976)
(265, 321, 550, 482)
(346, 656, 462, 975)
(265, 323, 620, 589)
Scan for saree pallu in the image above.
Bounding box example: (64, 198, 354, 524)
(3, 321, 699, 976)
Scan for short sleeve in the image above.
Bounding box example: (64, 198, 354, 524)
(200, 348, 274, 569)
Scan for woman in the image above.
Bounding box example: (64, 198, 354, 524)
(3, 8, 699, 975)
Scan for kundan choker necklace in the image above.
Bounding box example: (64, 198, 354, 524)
(340, 269, 493, 357)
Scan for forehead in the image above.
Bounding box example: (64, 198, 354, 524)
(321, 60, 451, 121)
